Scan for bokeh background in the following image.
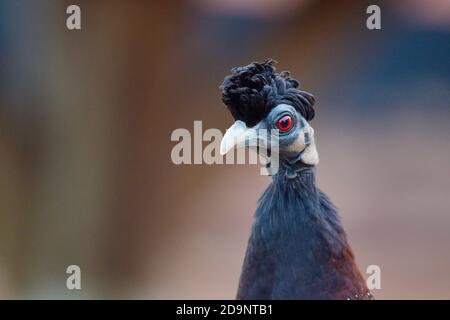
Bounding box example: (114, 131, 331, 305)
(0, 0, 449, 299)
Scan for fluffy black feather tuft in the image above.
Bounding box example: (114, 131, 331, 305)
(220, 59, 316, 127)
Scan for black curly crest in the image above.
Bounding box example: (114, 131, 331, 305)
(220, 59, 316, 127)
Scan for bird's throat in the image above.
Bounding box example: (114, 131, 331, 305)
(237, 169, 370, 299)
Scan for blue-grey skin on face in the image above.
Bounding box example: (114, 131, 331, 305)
(220, 104, 319, 166)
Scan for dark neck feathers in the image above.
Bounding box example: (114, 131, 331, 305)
(237, 166, 372, 300)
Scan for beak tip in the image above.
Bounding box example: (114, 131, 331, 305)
(220, 120, 253, 156)
(219, 143, 228, 155)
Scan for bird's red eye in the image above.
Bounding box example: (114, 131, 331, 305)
(276, 115, 293, 132)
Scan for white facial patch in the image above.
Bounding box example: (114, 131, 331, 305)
(287, 120, 319, 166)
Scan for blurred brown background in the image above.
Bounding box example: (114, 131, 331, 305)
(0, 0, 449, 299)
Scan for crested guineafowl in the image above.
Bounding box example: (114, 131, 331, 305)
(219, 59, 373, 300)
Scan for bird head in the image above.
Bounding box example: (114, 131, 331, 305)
(219, 59, 319, 167)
